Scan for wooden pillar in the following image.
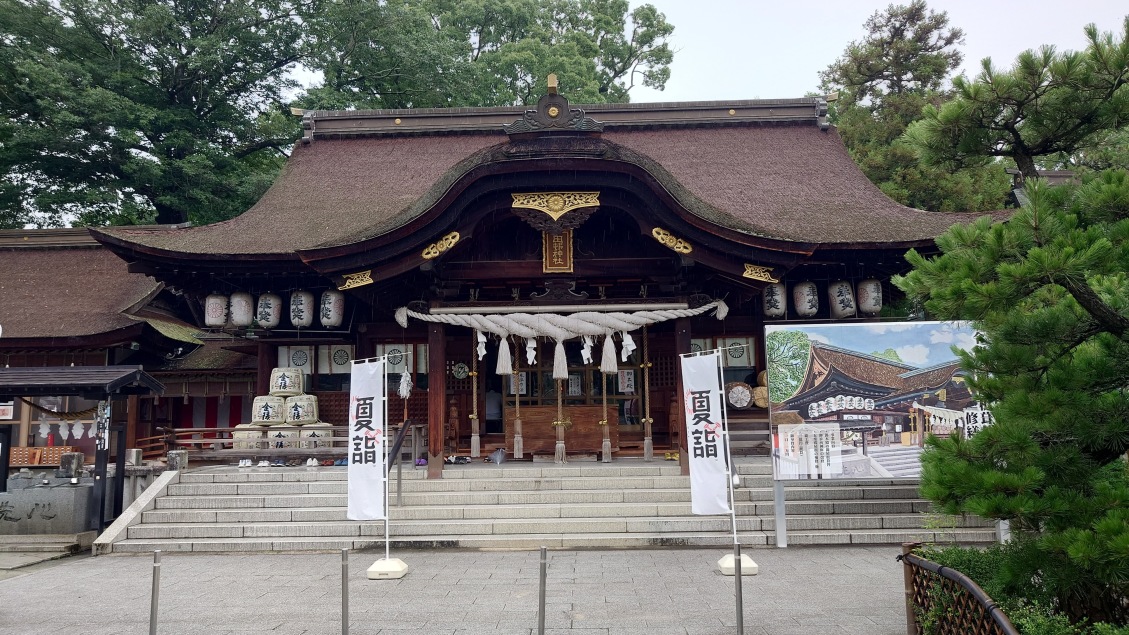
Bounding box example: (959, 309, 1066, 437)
(125, 394, 139, 449)
(427, 324, 446, 479)
(674, 317, 691, 476)
(255, 342, 273, 397)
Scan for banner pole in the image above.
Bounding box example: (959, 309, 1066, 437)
(716, 354, 739, 546)
(383, 361, 390, 562)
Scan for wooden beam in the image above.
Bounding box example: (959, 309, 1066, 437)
(427, 324, 446, 479)
(256, 342, 273, 398)
(674, 317, 691, 477)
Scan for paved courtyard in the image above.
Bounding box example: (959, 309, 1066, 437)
(0, 545, 909, 635)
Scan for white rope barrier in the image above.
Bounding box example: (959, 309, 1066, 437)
(394, 300, 729, 375)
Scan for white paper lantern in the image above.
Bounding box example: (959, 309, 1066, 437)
(290, 290, 315, 328)
(229, 292, 255, 327)
(808, 403, 819, 418)
(256, 293, 282, 329)
(792, 282, 819, 317)
(864, 398, 875, 411)
(204, 294, 228, 328)
(828, 280, 857, 319)
(761, 283, 787, 318)
(857, 279, 883, 315)
(320, 290, 345, 327)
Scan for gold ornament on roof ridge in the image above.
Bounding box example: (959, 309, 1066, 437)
(651, 227, 693, 254)
(422, 232, 460, 260)
(512, 192, 600, 221)
(742, 264, 779, 283)
(338, 270, 374, 290)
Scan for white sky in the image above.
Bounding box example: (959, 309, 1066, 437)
(629, 1, 1128, 102)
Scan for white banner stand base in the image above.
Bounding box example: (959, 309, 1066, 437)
(367, 557, 408, 580)
(717, 553, 758, 576)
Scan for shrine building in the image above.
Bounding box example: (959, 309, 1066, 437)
(0, 84, 1001, 478)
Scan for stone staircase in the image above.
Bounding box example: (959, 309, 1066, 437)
(727, 414, 771, 456)
(98, 458, 995, 553)
(866, 446, 925, 478)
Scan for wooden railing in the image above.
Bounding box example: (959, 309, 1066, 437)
(900, 543, 1018, 635)
(137, 423, 427, 463)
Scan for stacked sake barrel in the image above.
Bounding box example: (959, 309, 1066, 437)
(242, 367, 328, 450)
(753, 370, 770, 409)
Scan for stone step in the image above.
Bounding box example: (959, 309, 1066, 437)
(109, 525, 997, 553)
(152, 481, 922, 510)
(127, 515, 769, 540)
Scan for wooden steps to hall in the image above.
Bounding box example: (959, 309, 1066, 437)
(97, 458, 995, 553)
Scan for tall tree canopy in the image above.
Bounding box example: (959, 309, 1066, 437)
(820, 1, 1009, 213)
(0, 0, 315, 227)
(895, 173, 1129, 623)
(302, 0, 674, 109)
(0, 0, 675, 228)
(905, 17, 1129, 181)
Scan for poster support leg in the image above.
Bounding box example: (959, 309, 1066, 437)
(773, 479, 787, 548)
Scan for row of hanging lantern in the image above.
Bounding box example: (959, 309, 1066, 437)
(203, 290, 345, 330)
(762, 279, 883, 319)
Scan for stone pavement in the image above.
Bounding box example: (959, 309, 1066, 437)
(0, 546, 909, 635)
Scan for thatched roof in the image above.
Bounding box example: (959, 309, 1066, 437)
(0, 237, 160, 341)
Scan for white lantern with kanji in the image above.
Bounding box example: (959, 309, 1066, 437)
(792, 282, 819, 317)
(290, 290, 315, 328)
(256, 293, 282, 329)
(762, 283, 786, 318)
(229, 292, 255, 327)
(828, 280, 857, 319)
(204, 294, 228, 328)
(857, 279, 883, 315)
(320, 290, 345, 327)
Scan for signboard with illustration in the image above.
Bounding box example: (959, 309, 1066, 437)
(765, 321, 989, 480)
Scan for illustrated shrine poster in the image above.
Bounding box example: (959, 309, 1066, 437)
(679, 351, 732, 515)
(347, 358, 387, 521)
(764, 321, 984, 480)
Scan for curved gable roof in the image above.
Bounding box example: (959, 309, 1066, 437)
(94, 97, 1007, 259)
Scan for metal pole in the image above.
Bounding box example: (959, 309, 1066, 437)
(733, 543, 744, 635)
(149, 550, 161, 635)
(396, 445, 403, 506)
(341, 549, 349, 635)
(537, 546, 548, 635)
(773, 479, 788, 548)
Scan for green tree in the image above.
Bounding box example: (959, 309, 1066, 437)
(0, 0, 316, 227)
(765, 330, 811, 403)
(820, 1, 1009, 212)
(894, 173, 1129, 623)
(870, 348, 904, 363)
(304, 0, 674, 109)
(905, 17, 1129, 181)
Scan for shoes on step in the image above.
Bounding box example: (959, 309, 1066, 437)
(257, 460, 269, 467)
(664, 452, 672, 460)
(335, 458, 348, 466)
(306, 458, 317, 467)
(271, 460, 286, 467)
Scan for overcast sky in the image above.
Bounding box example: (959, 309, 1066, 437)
(629, 1, 1128, 102)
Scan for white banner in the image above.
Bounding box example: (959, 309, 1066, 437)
(347, 359, 386, 521)
(680, 352, 732, 515)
